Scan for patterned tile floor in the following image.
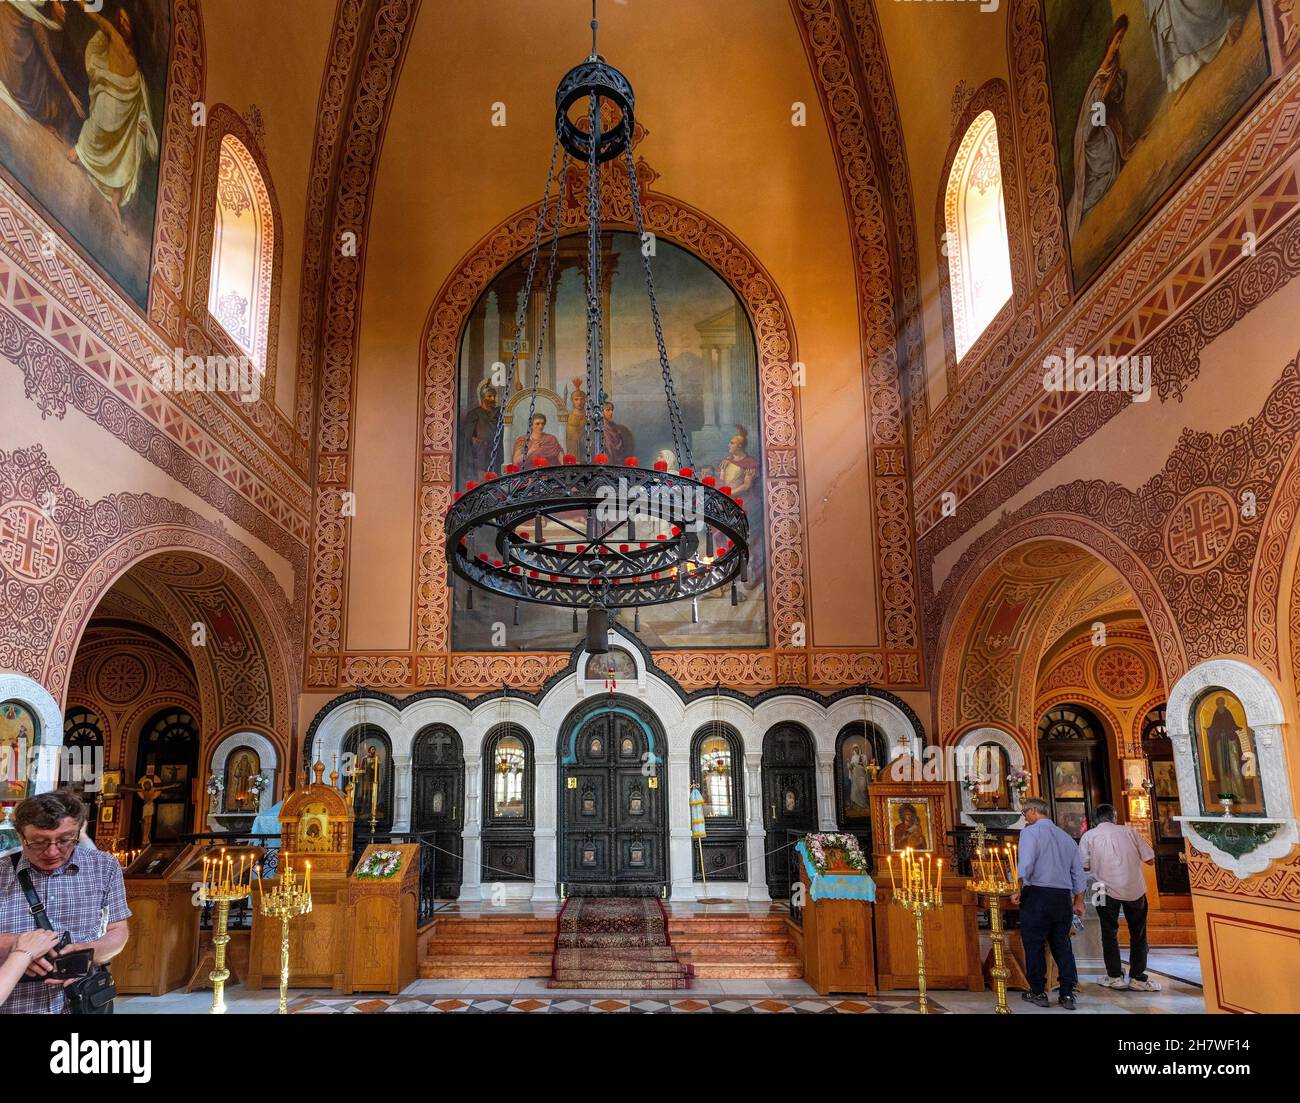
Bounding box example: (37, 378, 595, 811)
(287, 994, 941, 1014)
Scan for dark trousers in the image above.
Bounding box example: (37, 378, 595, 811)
(1095, 894, 1149, 981)
(1019, 885, 1078, 996)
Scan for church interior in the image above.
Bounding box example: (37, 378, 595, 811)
(2, 0, 1299, 1026)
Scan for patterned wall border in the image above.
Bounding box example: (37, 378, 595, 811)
(306, 0, 420, 665)
(791, 0, 921, 654)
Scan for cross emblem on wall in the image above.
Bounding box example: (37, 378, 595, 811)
(0, 502, 62, 582)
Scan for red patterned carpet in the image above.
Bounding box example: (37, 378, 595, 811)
(549, 897, 693, 990)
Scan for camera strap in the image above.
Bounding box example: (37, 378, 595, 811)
(9, 854, 56, 933)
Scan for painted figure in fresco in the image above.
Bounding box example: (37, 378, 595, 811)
(1066, 16, 1134, 236)
(601, 399, 635, 464)
(1203, 695, 1258, 804)
(566, 378, 586, 459)
(717, 424, 759, 496)
(459, 380, 498, 482)
(511, 412, 563, 467)
(846, 744, 870, 811)
(68, 1, 159, 228)
(892, 802, 927, 851)
(1144, 0, 1244, 98)
(0, 1, 82, 138)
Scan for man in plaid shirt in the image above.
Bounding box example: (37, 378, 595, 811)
(0, 791, 131, 1014)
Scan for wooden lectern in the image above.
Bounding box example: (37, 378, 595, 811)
(796, 841, 876, 995)
(247, 762, 355, 992)
(868, 762, 984, 992)
(118, 843, 201, 995)
(343, 843, 420, 993)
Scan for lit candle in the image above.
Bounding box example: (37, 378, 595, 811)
(887, 854, 896, 894)
(254, 863, 263, 906)
(305, 861, 311, 896)
(936, 859, 943, 902)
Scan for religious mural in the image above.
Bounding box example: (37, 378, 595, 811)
(1045, 0, 1269, 287)
(454, 230, 766, 650)
(1191, 688, 1264, 814)
(0, 700, 37, 799)
(0, 0, 170, 308)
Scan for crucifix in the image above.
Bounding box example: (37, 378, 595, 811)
(832, 917, 857, 968)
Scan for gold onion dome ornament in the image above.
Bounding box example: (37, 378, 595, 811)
(443, 5, 750, 654)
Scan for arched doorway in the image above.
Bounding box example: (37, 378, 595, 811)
(343, 724, 394, 834)
(1037, 704, 1112, 839)
(832, 721, 889, 855)
(132, 707, 200, 847)
(411, 723, 465, 898)
(557, 698, 668, 896)
(760, 722, 816, 898)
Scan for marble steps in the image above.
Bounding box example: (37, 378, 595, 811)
(421, 956, 551, 978)
(425, 936, 556, 957)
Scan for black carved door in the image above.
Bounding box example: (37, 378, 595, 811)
(412, 725, 464, 898)
(762, 723, 817, 898)
(561, 708, 666, 894)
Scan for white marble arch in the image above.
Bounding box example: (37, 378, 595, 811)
(0, 672, 64, 794)
(1165, 658, 1296, 877)
(206, 731, 279, 825)
(304, 632, 927, 904)
(952, 727, 1026, 827)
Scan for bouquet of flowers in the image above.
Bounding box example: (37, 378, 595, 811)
(205, 775, 225, 796)
(355, 848, 403, 880)
(1007, 768, 1031, 794)
(248, 772, 269, 799)
(804, 832, 868, 874)
(960, 774, 979, 792)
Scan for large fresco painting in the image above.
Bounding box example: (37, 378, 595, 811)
(454, 230, 767, 651)
(1045, 0, 1270, 288)
(0, 1, 170, 309)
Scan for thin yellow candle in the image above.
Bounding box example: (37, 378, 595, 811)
(254, 863, 263, 906)
(936, 858, 943, 902)
(886, 854, 896, 894)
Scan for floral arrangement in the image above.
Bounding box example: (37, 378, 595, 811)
(1007, 769, 1031, 793)
(804, 832, 868, 874)
(960, 774, 979, 792)
(205, 775, 225, 796)
(355, 848, 403, 880)
(248, 771, 270, 798)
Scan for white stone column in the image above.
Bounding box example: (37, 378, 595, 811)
(533, 746, 558, 901)
(462, 754, 483, 899)
(817, 753, 837, 830)
(668, 751, 696, 900)
(744, 751, 768, 901)
(391, 753, 411, 832)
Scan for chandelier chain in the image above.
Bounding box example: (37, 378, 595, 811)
(489, 133, 563, 474)
(626, 142, 693, 470)
(583, 91, 605, 463)
(526, 160, 566, 431)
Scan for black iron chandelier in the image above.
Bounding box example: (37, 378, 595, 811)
(444, 4, 750, 652)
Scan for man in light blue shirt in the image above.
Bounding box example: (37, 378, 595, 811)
(1011, 797, 1086, 1009)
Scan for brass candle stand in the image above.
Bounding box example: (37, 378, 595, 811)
(257, 858, 313, 1015)
(885, 847, 944, 1014)
(200, 849, 254, 1015)
(966, 830, 1019, 1015)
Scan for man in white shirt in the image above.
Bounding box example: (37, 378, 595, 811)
(1078, 803, 1161, 992)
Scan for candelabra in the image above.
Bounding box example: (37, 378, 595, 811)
(966, 825, 1019, 1015)
(200, 849, 254, 1015)
(886, 846, 944, 1014)
(256, 858, 313, 1015)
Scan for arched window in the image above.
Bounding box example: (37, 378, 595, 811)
(944, 110, 1013, 360)
(693, 725, 742, 820)
(1037, 704, 1110, 839)
(481, 724, 533, 883)
(223, 745, 262, 814)
(208, 134, 274, 370)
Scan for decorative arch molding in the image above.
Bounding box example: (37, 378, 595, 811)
(935, 80, 1030, 391)
(189, 105, 284, 397)
(1033, 691, 1126, 758)
(953, 725, 1027, 825)
(1165, 658, 1296, 877)
(0, 671, 63, 792)
(935, 522, 1189, 735)
(208, 729, 280, 814)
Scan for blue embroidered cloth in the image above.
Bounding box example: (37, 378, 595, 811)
(795, 840, 877, 901)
